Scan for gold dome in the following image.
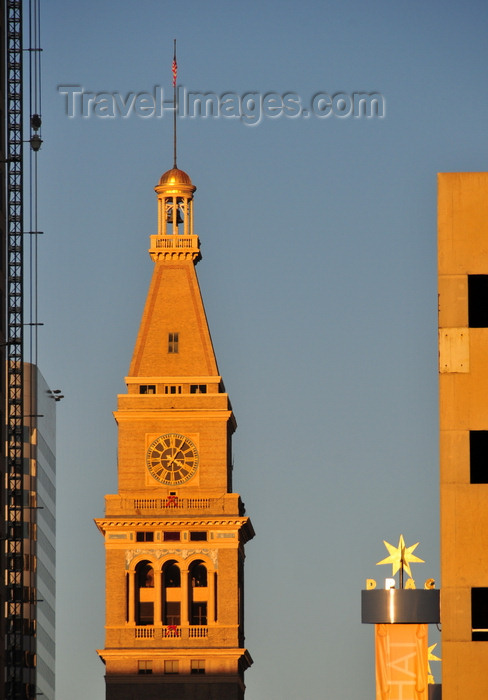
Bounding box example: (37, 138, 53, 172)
(158, 167, 193, 186)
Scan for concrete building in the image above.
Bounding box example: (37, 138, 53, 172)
(438, 172, 488, 698)
(96, 166, 254, 699)
(24, 365, 56, 700)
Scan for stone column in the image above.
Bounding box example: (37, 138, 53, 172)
(154, 568, 162, 625)
(207, 568, 215, 623)
(181, 566, 189, 626)
(127, 570, 135, 624)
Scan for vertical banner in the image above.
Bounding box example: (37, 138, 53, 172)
(375, 624, 428, 700)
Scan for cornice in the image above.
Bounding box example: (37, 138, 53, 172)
(98, 646, 251, 661)
(113, 409, 234, 421)
(95, 516, 253, 534)
(124, 376, 223, 384)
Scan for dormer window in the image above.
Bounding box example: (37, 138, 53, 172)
(139, 385, 156, 394)
(190, 385, 207, 394)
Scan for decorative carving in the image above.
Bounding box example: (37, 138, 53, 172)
(125, 548, 218, 568)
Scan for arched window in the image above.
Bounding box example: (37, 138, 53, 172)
(162, 560, 181, 626)
(189, 560, 208, 626)
(189, 560, 207, 588)
(135, 560, 154, 625)
(163, 560, 181, 588)
(137, 561, 154, 588)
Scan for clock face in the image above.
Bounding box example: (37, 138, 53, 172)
(146, 433, 199, 485)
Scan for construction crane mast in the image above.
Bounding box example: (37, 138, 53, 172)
(4, 0, 31, 697)
(3, 0, 42, 697)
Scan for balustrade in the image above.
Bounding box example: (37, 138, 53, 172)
(133, 625, 209, 639)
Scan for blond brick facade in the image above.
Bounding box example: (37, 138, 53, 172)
(438, 172, 488, 698)
(96, 168, 254, 699)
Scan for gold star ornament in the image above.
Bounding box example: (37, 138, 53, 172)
(376, 534, 424, 578)
(428, 643, 441, 683)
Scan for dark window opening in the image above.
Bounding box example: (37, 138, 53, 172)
(468, 275, 488, 327)
(191, 602, 207, 626)
(470, 431, 488, 483)
(191, 660, 205, 675)
(137, 602, 154, 626)
(136, 562, 154, 588)
(168, 332, 179, 353)
(139, 385, 156, 394)
(214, 572, 218, 622)
(190, 531, 207, 541)
(136, 531, 154, 542)
(190, 561, 207, 588)
(163, 561, 181, 588)
(135, 561, 154, 624)
(472, 588, 488, 640)
(164, 601, 181, 626)
(138, 661, 152, 675)
(164, 385, 181, 394)
(469, 430, 488, 484)
(163, 531, 180, 542)
(190, 384, 207, 394)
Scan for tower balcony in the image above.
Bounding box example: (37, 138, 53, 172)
(149, 235, 201, 262)
(105, 493, 247, 517)
(105, 624, 240, 648)
(135, 625, 208, 639)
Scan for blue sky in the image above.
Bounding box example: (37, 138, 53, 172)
(32, 1, 488, 697)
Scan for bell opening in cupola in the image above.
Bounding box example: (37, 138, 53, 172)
(166, 203, 184, 225)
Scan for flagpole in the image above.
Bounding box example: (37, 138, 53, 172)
(400, 545, 405, 589)
(173, 39, 177, 169)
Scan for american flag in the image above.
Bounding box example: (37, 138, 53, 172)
(172, 56, 177, 87)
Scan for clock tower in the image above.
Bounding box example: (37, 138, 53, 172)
(96, 167, 254, 699)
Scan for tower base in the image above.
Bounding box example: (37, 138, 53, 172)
(105, 675, 246, 700)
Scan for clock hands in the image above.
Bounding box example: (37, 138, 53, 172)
(165, 449, 185, 471)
